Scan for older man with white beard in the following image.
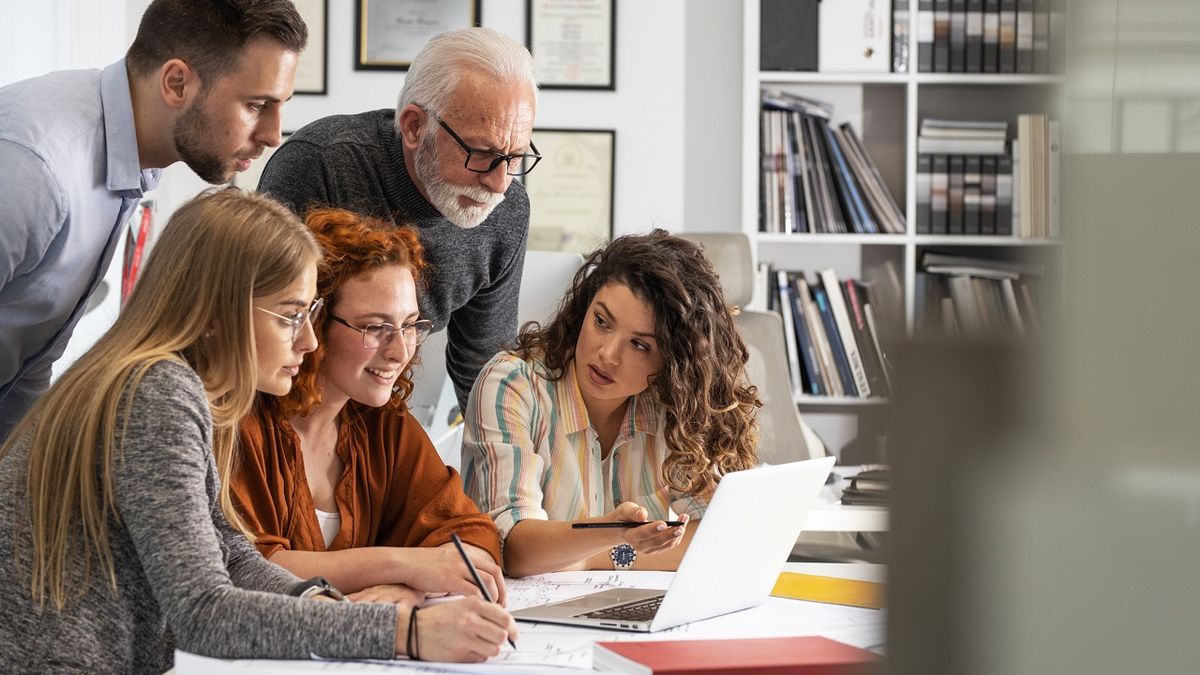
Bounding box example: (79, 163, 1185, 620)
(258, 27, 538, 410)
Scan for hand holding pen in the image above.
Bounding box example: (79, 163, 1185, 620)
(575, 502, 690, 556)
(450, 533, 517, 650)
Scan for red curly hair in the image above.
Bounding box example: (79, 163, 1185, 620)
(272, 208, 428, 419)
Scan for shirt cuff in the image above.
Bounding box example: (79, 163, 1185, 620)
(492, 505, 550, 546)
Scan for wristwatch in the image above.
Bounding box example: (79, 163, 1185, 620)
(610, 544, 637, 570)
(289, 576, 348, 602)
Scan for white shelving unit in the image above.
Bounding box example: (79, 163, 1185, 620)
(742, 1, 1063, 459)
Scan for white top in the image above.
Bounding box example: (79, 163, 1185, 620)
(314, 508, 341, 549)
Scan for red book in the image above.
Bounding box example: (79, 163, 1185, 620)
(592, 635, 879, 675)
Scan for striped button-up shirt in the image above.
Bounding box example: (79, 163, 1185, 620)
(463, 352, 709, 544)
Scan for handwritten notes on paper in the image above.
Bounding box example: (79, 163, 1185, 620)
(174, 568, 886, 674)
(506, 570, 673, 611)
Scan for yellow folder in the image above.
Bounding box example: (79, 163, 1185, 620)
(771, 572, 886, 609)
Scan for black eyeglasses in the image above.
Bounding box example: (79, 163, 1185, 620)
(329, 314, 434, 350)
(419, 104, 542, 176)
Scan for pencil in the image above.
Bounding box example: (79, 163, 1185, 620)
(450, 532, 516, 649)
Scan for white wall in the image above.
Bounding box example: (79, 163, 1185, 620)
(6, 0, 744, 375)
(137, 0, 715, 238)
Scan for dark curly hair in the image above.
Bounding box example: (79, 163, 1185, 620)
(272, 208, 427, 419)
(511, 229, 761, 497)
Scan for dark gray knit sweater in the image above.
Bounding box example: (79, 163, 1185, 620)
(0, 361, 397, 673)
(258, 109, 530, 409)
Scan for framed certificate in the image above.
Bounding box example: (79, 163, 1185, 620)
(356, 0, 481, 71)
(293, 0, 327, 94)
(522, 129, 615, 255)
(526, 0, 616, 90)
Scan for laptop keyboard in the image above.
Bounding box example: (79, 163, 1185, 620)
(575, 594, 665, 621)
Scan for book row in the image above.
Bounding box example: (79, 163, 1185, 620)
(916, 154, 1014, 235)
(918, 0, 1065, 74)
(762, 267, 893, 400)
(915, 114, 1059, 238)
(760, 93, 906, 235)
(915, 252, 1044, 338)
(760, 0, 1064, 75)
(760, 0, 911, 74)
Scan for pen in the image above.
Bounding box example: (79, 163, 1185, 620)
(450, 532, 516, 650)
(571, 520, 685, 529)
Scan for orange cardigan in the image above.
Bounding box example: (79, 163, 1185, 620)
(232, 401, 501, 565)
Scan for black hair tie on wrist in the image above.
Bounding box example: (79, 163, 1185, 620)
(406, 604, 421, 661)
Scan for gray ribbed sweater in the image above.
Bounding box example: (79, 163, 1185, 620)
(0, 361, 397, 673)
(258, 109, 530, 409)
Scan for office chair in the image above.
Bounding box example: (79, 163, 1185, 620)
(679, 233, 880, 562)
(676, 232, 825, 464)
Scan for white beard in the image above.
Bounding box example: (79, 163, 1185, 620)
(414, 131, 506, 229)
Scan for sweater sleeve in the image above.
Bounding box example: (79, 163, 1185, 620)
(374, 411, 502, 565)
(112, 361, 396, 660)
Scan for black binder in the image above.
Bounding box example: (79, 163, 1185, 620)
(950, 0, 967, 72)
(983, 0, 1000, 72)
(966, 0, 984, 72)
(934, 0, 951, 72)
(760, 0, 818, 71)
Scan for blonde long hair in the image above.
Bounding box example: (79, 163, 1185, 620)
(0, 188, 320, 609)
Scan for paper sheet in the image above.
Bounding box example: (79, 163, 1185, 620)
(176, 570, 885, 673)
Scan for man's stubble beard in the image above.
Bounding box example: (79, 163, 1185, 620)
(173, 96, 233, 185)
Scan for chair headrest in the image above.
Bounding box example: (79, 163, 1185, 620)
(676, 232, 755, 308)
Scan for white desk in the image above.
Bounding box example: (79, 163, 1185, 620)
(805, 497, 889, 532)
(175, 562, 885, 674)
(803, 469, 889, 533)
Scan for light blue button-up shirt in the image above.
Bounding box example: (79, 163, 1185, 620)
(0, 60, 160, 440)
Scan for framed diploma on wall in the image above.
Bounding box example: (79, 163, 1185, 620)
(523, 129, 615, 255)
(526, 0, 616, 90)
(356, 0, 481, 71)
(293, 0, 328, 94)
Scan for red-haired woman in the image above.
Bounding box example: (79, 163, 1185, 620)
(231, 208, 516, 662)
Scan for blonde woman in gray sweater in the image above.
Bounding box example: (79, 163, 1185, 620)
(0, 189, 516, 673)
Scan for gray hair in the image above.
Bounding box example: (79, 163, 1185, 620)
(396, 26, 537, 125)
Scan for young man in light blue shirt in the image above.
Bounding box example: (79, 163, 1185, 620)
(0, 0, 308, 440)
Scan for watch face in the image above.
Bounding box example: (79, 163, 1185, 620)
(612, 544, 636, 566)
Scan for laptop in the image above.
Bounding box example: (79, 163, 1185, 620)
(511, 456, 836, 632)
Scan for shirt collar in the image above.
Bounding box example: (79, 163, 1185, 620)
(557, 361, 660, 440)
(100, 60, 159, 194)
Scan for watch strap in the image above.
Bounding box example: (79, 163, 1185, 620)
(290, 576, 348, 602)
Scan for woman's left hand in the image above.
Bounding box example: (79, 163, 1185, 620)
(610, 502, 690, 555)
(347, 583, 427, 605)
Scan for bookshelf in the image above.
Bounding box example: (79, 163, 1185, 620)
(741, 0, 1063, 458)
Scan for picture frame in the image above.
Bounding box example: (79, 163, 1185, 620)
(522, 128, 615, 255)
(235, 132, 292, 193)
(293, 0, 328, 94)
(526, 0, 616, 90)
(356, 0, 481, 71)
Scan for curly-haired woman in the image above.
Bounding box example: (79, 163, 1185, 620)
(230, 208, 516, 662)
(462, 230, 762, 577)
